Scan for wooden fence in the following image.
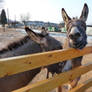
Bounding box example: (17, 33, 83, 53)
(0, 46, 92, 92)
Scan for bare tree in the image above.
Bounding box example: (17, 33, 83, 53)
(20, 13, 30, 25)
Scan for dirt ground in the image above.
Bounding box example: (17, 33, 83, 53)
(0, 28, 92, 92)
(0, 28, 26, 50)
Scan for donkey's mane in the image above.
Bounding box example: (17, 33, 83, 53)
(0, 35, 30, 54)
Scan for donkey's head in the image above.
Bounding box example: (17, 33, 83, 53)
(25, 27, 48, 48)
(25, 27, 62, 52)
(62, 3, 89, 49)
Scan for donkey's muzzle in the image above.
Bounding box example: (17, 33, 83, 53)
(69, 32, 81, 41)
(69, 33, 87, 49)
(74, 41, 87, 49)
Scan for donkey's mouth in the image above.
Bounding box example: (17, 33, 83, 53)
(70, 40, 87, 49)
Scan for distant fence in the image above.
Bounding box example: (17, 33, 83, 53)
(0, 46, 92, 92)
(87, 25, 92, 27)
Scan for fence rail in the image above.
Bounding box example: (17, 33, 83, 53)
(0, 46, 92, 92)
(13, 64, 92, 92)
(70, 78, 92, 92)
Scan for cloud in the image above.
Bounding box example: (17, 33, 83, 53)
(0, 0, 4, 2)
(0, 0, 4, 9)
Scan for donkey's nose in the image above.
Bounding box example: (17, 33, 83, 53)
(69, 32, 81, 40)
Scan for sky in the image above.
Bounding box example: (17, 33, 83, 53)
(1, 0, 92, 24)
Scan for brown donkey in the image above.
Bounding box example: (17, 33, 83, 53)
(60, 3, 89, 91)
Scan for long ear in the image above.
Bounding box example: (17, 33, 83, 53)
(25, 27, 48, 47)
(25, 26, 42, 44)
(62, 8, 71, 24)
(80, 3, 89, 22)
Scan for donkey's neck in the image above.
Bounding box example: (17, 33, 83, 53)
(62, 37, 83, 71)
(63, 37, 70, 49)
(0, 35, 42, 58)
(0, 36, 30, 54)
(0, 35, 62, 59)
(62, 36, 83, 72)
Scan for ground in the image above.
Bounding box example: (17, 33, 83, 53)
(0, 28, 26, 50)
(0, 28, 92, 92)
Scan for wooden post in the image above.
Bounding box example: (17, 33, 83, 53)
(57, 86, 62, 92)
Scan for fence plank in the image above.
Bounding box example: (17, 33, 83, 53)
(70, 78, 92, 92)
(13, 64, 92, 92)
(0, 46, 92, 78)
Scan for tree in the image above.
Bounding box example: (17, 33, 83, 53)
(0, 9, 7, 30)
(20, 13, 30, 25)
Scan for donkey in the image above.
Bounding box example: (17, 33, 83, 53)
(0, 27, 62, 92)
(60, 3, 89, 91)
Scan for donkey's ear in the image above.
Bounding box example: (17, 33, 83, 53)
(80, 3, 89, 22)
(25, 27, 48, 47)
(25, 26, 41, 44)
(62, 8, 71, 24)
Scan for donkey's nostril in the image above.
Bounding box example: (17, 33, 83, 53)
(75, 33, 81, 38)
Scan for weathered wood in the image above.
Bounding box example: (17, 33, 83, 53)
(12, 64, 92, 92)
(0, 46, 92, 78)
(70, 78, 92, 92)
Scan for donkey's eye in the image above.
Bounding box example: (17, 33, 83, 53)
(69, 34, 74, 39)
